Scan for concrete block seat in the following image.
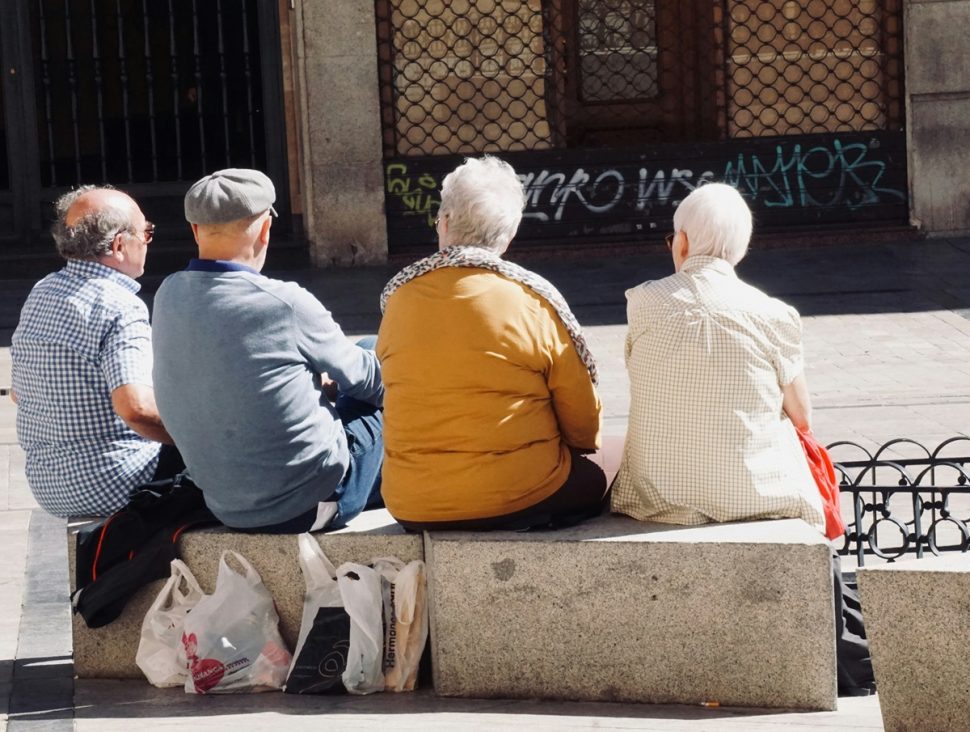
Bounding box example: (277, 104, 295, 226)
(70, 508, 423, 679)
(858, 554, 970, 732)
(425, 515, 837, 710)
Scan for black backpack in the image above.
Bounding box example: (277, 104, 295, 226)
(72, 473, 219, 628)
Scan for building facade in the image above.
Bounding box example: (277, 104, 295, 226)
(0, 1, 967, 267)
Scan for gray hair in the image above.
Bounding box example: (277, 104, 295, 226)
(672, 183, 752, 266)
(439, 156, 526, 254)
(51, 185, 134, 260)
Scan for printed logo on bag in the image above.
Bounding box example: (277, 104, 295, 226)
(319, 640, 350, 678)
(182, 631, 227, 693)
(191, 658, 227, 693)
(384, 582, 398, 670)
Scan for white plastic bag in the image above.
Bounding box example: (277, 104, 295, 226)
(180, 550, 292, 694)
(136, 559, 204, 688)
(284, 534, 351, 694)
(337, 562, 384, 694)
(372, 558, 429, 692)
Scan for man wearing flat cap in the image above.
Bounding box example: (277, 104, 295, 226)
(152, 168, 384, 533)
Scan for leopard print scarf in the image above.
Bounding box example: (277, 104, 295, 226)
(380, 245, 598, 384)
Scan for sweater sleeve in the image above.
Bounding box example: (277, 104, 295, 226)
(291, 286, 384, 407)
(543, 305, 602, 451)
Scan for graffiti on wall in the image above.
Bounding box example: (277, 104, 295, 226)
(385, 133, 907, 244)
(385, 162, 440, 228)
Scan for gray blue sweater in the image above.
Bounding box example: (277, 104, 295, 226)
(152, 261, 383, 527)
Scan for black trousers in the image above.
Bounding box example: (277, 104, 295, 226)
(833, 552, 876, 696)
(399, 449, 608, 532)
(151, 444, 186, 482)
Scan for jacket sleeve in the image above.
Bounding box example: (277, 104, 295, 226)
(542, 306, 602, 451)
(291, 287, 384, 407)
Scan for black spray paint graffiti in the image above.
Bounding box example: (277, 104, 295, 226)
(385, 138, 905, 229)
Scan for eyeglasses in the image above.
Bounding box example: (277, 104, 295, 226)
(665, 233, 674, 250)
(142, 223, 156, 244)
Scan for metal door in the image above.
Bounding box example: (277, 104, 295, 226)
(0, 0, 288, 250)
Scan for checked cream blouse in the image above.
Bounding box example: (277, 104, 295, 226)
(612, 255, 825, 533)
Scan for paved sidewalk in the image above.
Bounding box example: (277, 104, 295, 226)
(2, 235, 969, 730)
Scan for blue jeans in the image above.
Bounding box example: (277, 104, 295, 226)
(331, 387, 385, 527)
(241, 337, 384, 534)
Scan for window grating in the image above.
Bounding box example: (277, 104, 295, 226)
(724, 0, 905, 137)
(376, 0, 905, 157)
(30, 0, 266, 188)
(376, 0, 559, 157)
(577, 1, 658, 103)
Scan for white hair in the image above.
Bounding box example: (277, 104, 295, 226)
(439, 156, 526, 253)
(672, 183, 752, 266)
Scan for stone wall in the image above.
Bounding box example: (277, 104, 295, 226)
(296, 0, 387, 265)
(905, 0, 970, 234)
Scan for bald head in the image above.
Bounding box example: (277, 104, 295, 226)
(63, 188, 138, 228)
(51, 185, 147, 266)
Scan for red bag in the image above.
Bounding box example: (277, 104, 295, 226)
(796, 429, 846, 541)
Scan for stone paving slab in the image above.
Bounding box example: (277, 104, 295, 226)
(66, 685, 886, 731)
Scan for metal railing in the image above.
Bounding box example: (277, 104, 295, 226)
(830, 437, 970, 567)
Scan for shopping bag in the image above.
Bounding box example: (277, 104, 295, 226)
(284, 534, 352, 694)
(797, 428, 847, 541)
(136, 559, 204, 688)
(180, 550, 292, 694)
(337, 562, 384, 694)
(372, 558, 429, 692)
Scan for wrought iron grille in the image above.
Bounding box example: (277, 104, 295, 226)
(375, 0, 561, 157)
(724, 0, 905, 137)
(831, 438, 970, 568)
(30, 0, 266, 188)
(376, 0, 906, 156)
(576, 1, 658, 103)
(0, 79, 8, 190)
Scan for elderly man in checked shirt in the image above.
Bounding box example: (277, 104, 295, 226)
(10, 186, 183, 518)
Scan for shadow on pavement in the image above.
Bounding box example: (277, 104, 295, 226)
(72, 682, 799, 724)
(2, 237, 969, 347)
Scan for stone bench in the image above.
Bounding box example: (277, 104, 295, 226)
(70, 511, 837, 711)
(69, 508, 423, 679)
(857, 553, 970, 732)
(425, 515, 837, 710)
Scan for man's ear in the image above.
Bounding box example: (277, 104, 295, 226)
(109, 232, 127, 262)
(191, 223, 202, 245)
(259, 214, 272, 245)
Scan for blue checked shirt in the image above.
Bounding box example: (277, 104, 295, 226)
(12, 259, 161, 517)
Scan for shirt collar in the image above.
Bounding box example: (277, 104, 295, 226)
(681, 255, 737, 278)
(186, 258, 261, 275)
(64, 259, 141, 294)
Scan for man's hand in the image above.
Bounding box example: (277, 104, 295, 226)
(320, 374, 339, 403)
(111, 384, 175, 444)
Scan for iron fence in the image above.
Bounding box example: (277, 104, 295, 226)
(830, 438, 970, 567)
(376, 0, 906, 156)
(30, 0, 266, 188)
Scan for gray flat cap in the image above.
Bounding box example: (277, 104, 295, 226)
(184, 168, 277, 225)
